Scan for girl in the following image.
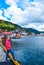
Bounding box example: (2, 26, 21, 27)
(5, 36, 14, 61)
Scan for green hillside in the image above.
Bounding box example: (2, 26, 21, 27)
(0, 20, 21, 31)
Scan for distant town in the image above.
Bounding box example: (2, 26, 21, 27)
(0, 20, 44, 39)
(0, 28, 44, 39)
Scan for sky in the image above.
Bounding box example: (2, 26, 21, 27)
(0, 0, 44, 31)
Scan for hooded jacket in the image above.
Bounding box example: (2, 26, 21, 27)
(5, 39, 11, 50)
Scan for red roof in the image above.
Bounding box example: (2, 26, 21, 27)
(2, 31, 12, 35)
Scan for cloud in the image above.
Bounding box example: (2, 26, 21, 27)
(4, 0, 41, 24)
(5, 0, 44, 24)
(23, 23, 37, 29)
(0, 0, 44, 31)
(0, 10, 7, 20)
(0, 10, 2, 15)
(37, 24, 44, 31)
(23, 23, 44, 31)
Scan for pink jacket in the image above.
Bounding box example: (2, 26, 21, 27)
(5, 39, 11, 50)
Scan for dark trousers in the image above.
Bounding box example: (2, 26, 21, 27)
(6, 49, 14, 61)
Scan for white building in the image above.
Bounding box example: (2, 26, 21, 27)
(21, 32, 28, 36)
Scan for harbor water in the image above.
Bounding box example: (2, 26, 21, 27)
(11, 36, 44, 65)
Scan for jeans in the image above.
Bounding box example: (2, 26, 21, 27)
(6, 49, 14, 61)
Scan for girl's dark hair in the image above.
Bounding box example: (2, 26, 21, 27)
(4, 35, 8, 39)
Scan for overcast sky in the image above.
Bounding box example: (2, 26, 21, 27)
(0, 0, 44, 31)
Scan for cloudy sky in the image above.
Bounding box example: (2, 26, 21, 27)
(0, 0, 44, 31)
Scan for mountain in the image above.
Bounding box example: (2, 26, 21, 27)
(0, 19, 43, 34)
(25, 28, 40, 34)
(0, 20, 22, 31)
(40, 31, 44, 33)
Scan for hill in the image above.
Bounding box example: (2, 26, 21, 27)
(40, 31, 44, 33)
(0, 20, 22, 31)
(0, 20, 42, 34)
(25, 28, 40, 34)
